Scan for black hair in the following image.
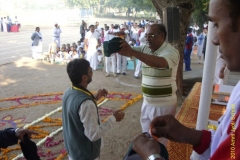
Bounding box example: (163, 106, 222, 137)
(89, 25, 95, 29)
(155, 24, 167, 40)
(113, 25, 119, 29)
(80, 38, 84, 42)
(188, 28, 192, 33)
(67, 59, 90, 84)
(35, 27, 40, 31)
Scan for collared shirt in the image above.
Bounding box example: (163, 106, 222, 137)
(132, 42, 179, 107)
(68, 100, 116, 160)
(85, 31, 100, 47)
(53, 27, 62, 38)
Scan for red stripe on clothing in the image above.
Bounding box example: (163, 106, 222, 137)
(193, 130, 211, 154)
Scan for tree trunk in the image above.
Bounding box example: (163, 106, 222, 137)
(150, 0, 194, 96)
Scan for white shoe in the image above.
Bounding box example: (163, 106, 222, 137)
(113, 73, 117, 77)
(105, 73, 110, 77)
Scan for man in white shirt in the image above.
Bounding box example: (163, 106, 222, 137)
(3, 17, 7, 32)
(95, 21, 102, 34)
(52, 23, 62, 47)
(116, 25, 128, 75)
(62, 59, 125, 160)
(85, 25, 101, 70)
(132, 1, 240, 160)
(104, 25, 117, 77)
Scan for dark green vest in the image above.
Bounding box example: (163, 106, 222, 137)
(62, 87, 101, 160)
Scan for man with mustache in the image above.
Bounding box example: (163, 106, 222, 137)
(119, 24, 180, 146)
(132, 0, 240, 159)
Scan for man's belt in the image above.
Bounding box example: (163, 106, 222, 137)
(53, 36, 59, 38)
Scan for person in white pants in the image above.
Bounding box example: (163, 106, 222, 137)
(104, 25, 117, 77)
(134, 25, 148, 78)
(105, 54, 117, 77)
(52, 23, 62, 47)
(116, 53, 127, 75)
(116, 25, 128, 75)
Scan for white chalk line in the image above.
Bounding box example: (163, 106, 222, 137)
(115, 77, 141, 88)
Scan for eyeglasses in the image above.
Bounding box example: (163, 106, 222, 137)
(145, 33, 162, 39)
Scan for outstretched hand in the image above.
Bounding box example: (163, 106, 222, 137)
(113, 109, 125, 122)
(15, 128, 38, 141)
(132, 133, 160, 159)
(150, 115, 202, 146)
(95, 88, 108, 100)
(118, 40, 134, 57)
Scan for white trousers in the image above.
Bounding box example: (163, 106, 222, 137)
(134, 60, 142, 77)
(140, 101, 176, 146)
(52, 37, 61, 47)
(116, 53, 127, 73)
(105, 54, 116, 73)
(87, 48, 98, 70)
(197, 44, 204, 63)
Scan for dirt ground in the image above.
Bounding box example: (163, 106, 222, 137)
(0, 56, 147, 159)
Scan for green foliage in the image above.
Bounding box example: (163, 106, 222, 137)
(191, 0, 209, 27)
(64, 0, 99, 8)
(65, 0, 155, 11)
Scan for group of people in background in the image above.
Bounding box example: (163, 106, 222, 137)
(0, 16, 20, 32)
(184, 22, 208, 71)
(83, 19, 160, 78)
(31, 19, 161, 80)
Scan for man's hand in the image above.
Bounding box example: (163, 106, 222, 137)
(15, 128, 38, 141)
(95, 88, 108, 100)
(113, 109, 125, 122)
(150, 115, 202, 146)
(219, 65, 226, 79)
(132, 133, 160, 159)
(118, 40, 134, 57)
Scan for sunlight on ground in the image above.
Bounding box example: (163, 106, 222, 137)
(0, 78, 16, 86)
(14, 57, 47, 71)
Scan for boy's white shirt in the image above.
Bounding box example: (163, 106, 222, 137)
(68, 99, 116, 160)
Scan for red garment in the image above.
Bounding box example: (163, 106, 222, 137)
(193, 130, 211, 154)
(193, 112, 240, 160)
(210, 111, 240, 160)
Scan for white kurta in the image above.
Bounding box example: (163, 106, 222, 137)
(86, 31, 100, 70)
(131, 27, 139, 41)
(199, 81, 240, 160)
(3, 19, 7, 32)
(32, 32, 43, 60)
(53, 27, 62, 47)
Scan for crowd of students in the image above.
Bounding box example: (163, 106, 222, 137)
(46, 37, 104, 65)
(47, 18, 160, 79)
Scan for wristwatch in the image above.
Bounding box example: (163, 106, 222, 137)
(147, 154, 165, 160)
